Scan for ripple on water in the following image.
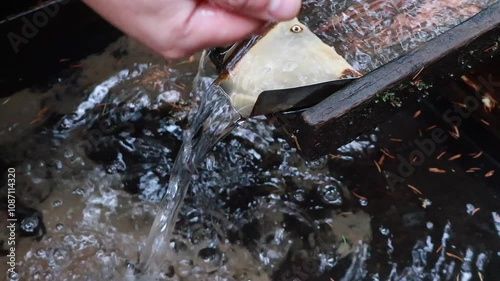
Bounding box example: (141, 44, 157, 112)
(2, 1, 499, 280)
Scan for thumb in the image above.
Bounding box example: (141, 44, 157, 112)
(210, 0, 302, 21)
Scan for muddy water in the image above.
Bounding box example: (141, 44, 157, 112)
(0, 37, 374, 280)
(1, 1, 499, 281)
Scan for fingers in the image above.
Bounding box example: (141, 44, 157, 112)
(160, 4, 266, 58)
(210, 0, 301, 21)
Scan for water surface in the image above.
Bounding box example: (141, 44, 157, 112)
(1, 1, 499, 280)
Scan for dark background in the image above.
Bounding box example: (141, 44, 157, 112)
(0, 0, 122, 97)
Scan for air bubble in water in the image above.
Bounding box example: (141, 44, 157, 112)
(305, 155, 329, 170)
(63, 149, 74, 159)
(292, 189, 306, 203)
(379, 226, 390, 236)
(360, 199, 368, 206)
(8, 271, 20, 281)
(21, 216, 39, 233)
(466, 203, 475, 215)
(36, 249, 47, 258)
(73, 187, 84, 195)
(52, 159, 63, 170)
(319, 185, 343, 206)
(125, 262, 135, 269)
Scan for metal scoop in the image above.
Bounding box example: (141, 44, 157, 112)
(209, 18, 361, 118)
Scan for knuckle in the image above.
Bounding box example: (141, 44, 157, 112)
(227, 0, 248, 9)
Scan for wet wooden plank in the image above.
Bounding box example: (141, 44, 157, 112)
(273, 1, 500, 160)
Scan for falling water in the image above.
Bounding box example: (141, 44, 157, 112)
(137, 54, 242, 277)
(134, 0, 500, 276)
(3, 1, 500, 281)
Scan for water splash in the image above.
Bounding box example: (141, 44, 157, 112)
(3, 1, 500, 280)
(138, 70, 242, 275)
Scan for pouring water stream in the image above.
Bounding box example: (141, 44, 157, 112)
(138, 53, 242, 276)
(134, 1, 499, 274)
(1, 2, 497, 280)
(137, 17, 362, 277)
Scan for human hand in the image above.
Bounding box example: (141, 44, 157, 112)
(83, 0, 302, 59)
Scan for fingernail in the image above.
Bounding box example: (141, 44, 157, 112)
(268, 0, 301, 20)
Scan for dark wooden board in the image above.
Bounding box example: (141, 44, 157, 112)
(273, 1, 500, 160)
